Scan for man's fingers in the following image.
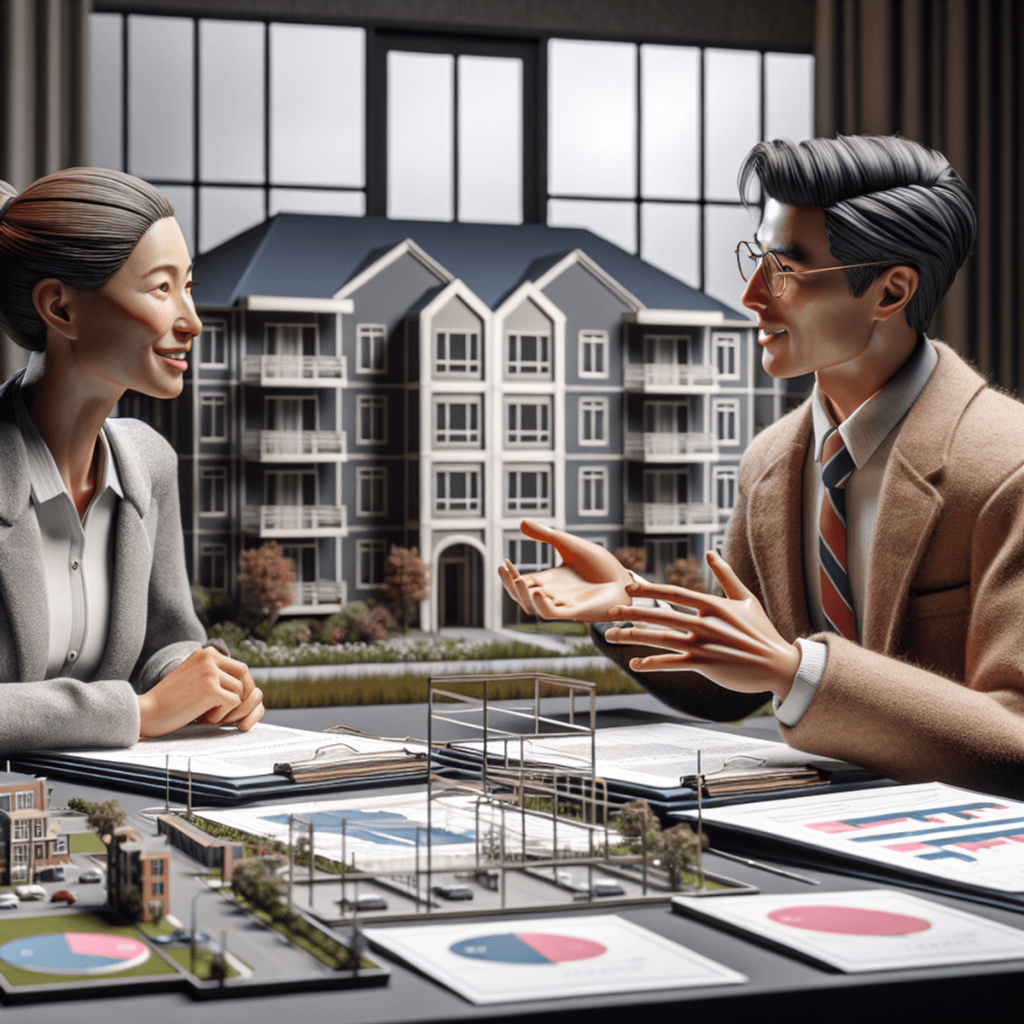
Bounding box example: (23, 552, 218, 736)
(498, 564, 522, 606)
(706, 550, 754, 601)
(233, 702, 266, 732)
(209, 649, 253, 681)
(624, 580, 712, 611)
(511, 572, 540, 616)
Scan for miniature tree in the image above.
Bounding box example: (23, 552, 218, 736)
(238, 541, 296, 629)
(384, 545, 429, 632)
(614, 546, 646, 573)
(665, 555, 708, 593)
(614, 799, 661, 858)
(69, 797, 127, 845)
(657, 822, 701, 890)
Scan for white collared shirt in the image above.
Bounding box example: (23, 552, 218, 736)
(13, 381, 122, 681)
(775, 337, 939, 726)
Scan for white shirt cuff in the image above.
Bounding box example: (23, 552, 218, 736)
(773, 637, 828, 727)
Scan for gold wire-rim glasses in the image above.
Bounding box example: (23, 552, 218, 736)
(735, 240, 898, 298)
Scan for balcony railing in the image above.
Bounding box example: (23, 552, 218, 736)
(283, 580, 348, 610)
(624, 501, 716, 531)
(242, 504, 347, 536)
(624, 363, 720, 390)
(624, 431, 718, 460)
(242, 430, 347, 460)
(241, 354, 346, 385)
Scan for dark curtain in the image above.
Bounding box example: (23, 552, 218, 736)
(0, 0, 91, 380)
(815, 0, 1024, 396)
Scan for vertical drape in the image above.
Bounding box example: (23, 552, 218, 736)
(815, 0, 1024, 395)
(0, 0, 91, 380)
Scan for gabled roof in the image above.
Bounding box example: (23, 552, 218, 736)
(192, 213, 746, 318)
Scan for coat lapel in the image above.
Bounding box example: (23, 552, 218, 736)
(747, 403, 814, 641)
(861, 343, 986, 653)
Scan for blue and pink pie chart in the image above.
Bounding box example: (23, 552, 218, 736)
(450, 932, 606, 964)
(766, 905, 932, 936)
(0, 933, 151, 975)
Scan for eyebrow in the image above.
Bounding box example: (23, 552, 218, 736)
(143, 263, 194, 278)
(754, 236, 811, 265)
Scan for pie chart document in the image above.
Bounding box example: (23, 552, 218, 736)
(365, 914, 746, 1004)
(672, 889, 1024, 973)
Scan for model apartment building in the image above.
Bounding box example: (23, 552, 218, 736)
(118, 215, 810, 632)
(0, 771, 69, 885)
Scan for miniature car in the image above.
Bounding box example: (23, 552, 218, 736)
(0, 893, 19, 909)
(591, 882, 626, 897)
(50, 890, 77, 905)
(153, 928, 210, 945)
(340, 894, 388, 912)
(14, 884, 46, 901)
(77, 869, 103, 884)
(432, 884, 474, 901)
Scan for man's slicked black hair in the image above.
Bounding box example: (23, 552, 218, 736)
(738, 135, 977, 334)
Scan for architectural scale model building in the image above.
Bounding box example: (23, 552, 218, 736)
(0, 771, 69, 885)
(107, 826, 171, 923)
(120, 215, 811, 632)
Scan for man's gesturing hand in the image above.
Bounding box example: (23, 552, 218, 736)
(137, 646, 266, 738)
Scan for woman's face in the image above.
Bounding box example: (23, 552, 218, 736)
(60, 216, 201, 400)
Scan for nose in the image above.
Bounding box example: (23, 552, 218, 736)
(741, 264, 772, 314)
(175, 294, 203, 339)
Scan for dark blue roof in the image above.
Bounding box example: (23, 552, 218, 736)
(193, 214, 746, 318)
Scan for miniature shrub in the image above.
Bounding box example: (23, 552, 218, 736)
(318, 603, 370, 644)
(268, 619, 313, 648)
(358, 604, 398, 642)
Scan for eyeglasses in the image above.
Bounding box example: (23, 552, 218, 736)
(735, 240, 897, 298)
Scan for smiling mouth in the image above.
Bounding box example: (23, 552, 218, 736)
(759, 326, 787, 344)
(155, 348, 190, 368)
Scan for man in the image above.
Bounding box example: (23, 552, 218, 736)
(500, 135, 1024, 799)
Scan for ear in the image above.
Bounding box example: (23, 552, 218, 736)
(873, 265, 919, 324)
(31, 278, 76, 339)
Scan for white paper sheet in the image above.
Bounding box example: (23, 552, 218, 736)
(682, 782, 1024, 894)
(672, 888, 1024, 972)
(365, 914, 746, 1003)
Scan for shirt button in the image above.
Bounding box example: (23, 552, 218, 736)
(67, 651, 77, 662)
(71, 560, 79, 571)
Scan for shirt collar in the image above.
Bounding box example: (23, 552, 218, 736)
(811, 336, 938, 468)
(13, 379, 124, 505)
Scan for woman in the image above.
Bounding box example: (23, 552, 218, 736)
(0, 167, 264, 754)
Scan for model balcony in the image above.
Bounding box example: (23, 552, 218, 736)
(624, 501, 716, 533)
(624, 431, 719, 462)
(623, 363, 721, 393)
(242, 504, 348, 538)
(280, 580, 347, 615)
(241, 354, 347, 387)
(242, 430, 347, 462)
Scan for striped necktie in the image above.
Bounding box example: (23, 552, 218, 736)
(819, 428, 857, 641)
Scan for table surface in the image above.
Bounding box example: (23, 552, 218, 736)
(5, 696, 1024, 1024)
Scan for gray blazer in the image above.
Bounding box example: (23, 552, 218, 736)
(0, 371, 207, 754)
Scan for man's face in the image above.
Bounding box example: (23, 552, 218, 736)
(741, 199, 884, 381)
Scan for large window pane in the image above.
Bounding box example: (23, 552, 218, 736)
(548, 199, 636, 254)
(270, 24, 364, 187)
(128, 15, 194, 180)
(704, 49, 761, 202)
(548, 39, 636, 198)
(89, 13, 123, 171)
(704, 203, 758, 314)
(641, 202, 700, 287)
(641, 45, 699, 200)
(200, 20, 265, 183)
(388, 51, 454, 221)
(458, 56, 522, 224)
(270, 189, 365, 217)
(765, 52, 815, 143)
(199, 187, 265, 253)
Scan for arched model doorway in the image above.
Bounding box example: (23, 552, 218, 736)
(437, 543, 484, 628)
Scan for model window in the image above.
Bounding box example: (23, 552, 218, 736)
(579, 467, 608, 515)
(199, 319, 227, 367)
(357, 539, 387, 588)
(151, 882, 165, 896)
(357, 324, 387, 374)
(713, 466, 738, 510)
(505, 399, 552, 446)
(199, 467, 227, 515)
(435, 468, 482, 514)
(506, 467, 552, 514)
(436, 331, 481, 374)
(579, 397, 608, 445)
(13, 821, 29, 840)
(33, 819, 44, 837)
(150, 860, 165, 876)
(15, 791, 34, 810)
(12, 846, 27, 863)
(357, 395, 387, 445)
(506, 537, 553, 572)
(713, 398, 740, 444)
(435, 398, 482, 446)
(507, 333, 550, 375)
(357, 467, 387, 516)
(714, 333, 740, 379)
(579, 330, 608, 378)
(199, 393, 228, 441)
(199, 544, 228, 591)
(265, 323, 316, 354)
